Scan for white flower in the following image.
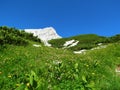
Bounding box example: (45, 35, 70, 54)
(53, 60, 62, 65)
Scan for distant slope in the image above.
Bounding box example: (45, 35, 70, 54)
(49, 34, 120, 51)
(49, 34, 108, 51)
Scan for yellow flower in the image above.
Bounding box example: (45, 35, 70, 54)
(8, 75, 12, 78)
(26, 83, 30, 87)
(16, 84, 20, 87)
(92, 73, 95, 75)
(86, 64, 89, 67)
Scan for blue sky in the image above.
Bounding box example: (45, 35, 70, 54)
(0, 0, 120, 37)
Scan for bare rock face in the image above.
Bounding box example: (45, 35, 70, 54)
(25, 27, 61, 46)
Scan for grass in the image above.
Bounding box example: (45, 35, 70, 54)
(0, 26, 120, 90)
(0, 43, 120, 90)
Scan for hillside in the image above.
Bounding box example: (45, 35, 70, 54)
(0, 26, 120, 90)
(49, 34, 120, 51)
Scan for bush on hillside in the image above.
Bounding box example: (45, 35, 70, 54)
(69, 43, 97, 51)
(110, 34, 120, 43)
(0, 26, 41, 46)
(49, 38, 68, 48)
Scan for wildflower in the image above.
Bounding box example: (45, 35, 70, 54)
(86, 64, 89, 67)
(92, 73, 95, 75)
(75, 63, 78, 69)
(26, 83, 30, 87)
(53, 60, 62, 65)
(57, 77, 60, 80)
(84, 64, 89, 67)
(8, 75, 12, 78)
(16, 84, 20, 87)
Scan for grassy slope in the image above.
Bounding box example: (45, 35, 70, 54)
(0, 26, 120, 89)
(49, 34, 108, 51)
(0, 42, 120, 90)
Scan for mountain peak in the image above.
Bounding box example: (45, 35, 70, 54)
(25, 27, 62, 46)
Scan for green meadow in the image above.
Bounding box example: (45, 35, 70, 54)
(0, 26, 120, 90)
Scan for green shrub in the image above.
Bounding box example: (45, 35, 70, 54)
(0, 26, 41, 46)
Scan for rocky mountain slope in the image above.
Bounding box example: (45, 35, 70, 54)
(25, 27, 61, 46)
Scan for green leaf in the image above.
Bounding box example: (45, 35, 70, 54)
(82, 75, 87, 83)
(75, 63, 78, 69)
(86, 81, 95, 88)
(15, 84, 26, 90)
(30, 74, 33, 86)
(25, 87, 29, 90)
(81, 87, 85, 90)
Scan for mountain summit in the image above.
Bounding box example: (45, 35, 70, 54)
(25, 27, 61, 46)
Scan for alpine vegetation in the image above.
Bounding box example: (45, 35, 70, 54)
(0, 26, 120, 90)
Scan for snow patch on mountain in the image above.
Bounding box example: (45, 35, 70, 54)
(63, 40, 79, 48)
(33, 44, 41, 47)
(73, 49, 86, 54)
(69, 41, 79, 47)
(25, 27, 61, 46)
(63, 40, 75, 47)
